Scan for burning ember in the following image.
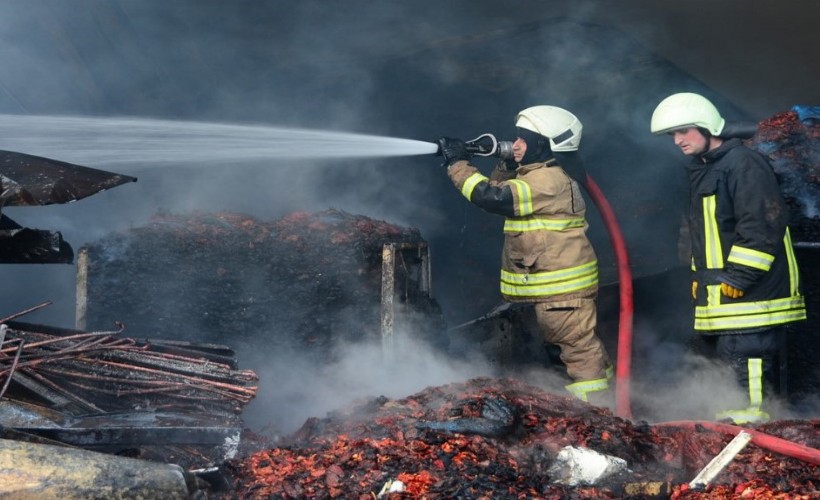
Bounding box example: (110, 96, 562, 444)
(83, 209, 444, 356)
(225, 378, 818, 498)
(747, 108, 820, 234)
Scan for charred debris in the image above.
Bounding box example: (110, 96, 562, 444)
(81, 209, 446, 358)
(0, 307, 258, 468)
(0, 150, 136, 264)
(227, 377, 818, 499)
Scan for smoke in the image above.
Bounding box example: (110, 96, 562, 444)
(240, 327, 497, 436)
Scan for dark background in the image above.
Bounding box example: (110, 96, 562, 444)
(0, 0, 817, 432)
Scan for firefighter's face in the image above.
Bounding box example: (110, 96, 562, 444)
(670, 127, 709, 156)
(512, 137, 527, 162)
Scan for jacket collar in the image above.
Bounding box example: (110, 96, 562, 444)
(699, 138, 742, 164)
(518, 157, 557, 172)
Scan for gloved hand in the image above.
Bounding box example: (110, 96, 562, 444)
(720, 282, 745, 299)
(437, 137, 469, 166)
(691, 281, 698, 300)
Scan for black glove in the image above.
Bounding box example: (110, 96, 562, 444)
(437, 137, 469, 166)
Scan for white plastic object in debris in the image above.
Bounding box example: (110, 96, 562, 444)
(547, 445, 628, 486)
(689, 431, 753, 489)
(377, 479, 406, 497)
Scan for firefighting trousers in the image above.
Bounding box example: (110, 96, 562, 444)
(712, 329, 783, 402)
(534, 298, 611, 382)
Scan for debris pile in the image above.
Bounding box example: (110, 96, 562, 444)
(0, 310, 258, 467)
(85, 209, 445, 358)
(747, 107, 820, 240)
(0, 319, 257, 416)
(226, 378, 818, 498)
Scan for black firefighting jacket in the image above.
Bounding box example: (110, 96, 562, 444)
(687, 138, 806, 333)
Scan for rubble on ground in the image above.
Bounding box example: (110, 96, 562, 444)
(225, 377, 819, 498)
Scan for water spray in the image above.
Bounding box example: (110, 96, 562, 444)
(0, 114, 440, 167)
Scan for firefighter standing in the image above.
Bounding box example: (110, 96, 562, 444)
(438, 105, 613, 404)
(650, 92, 806, 424)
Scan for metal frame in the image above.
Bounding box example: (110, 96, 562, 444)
(380, 242, 431, 353)
(75, 247, 89, 330)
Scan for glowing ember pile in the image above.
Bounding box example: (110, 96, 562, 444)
(747, 108, 820, 239)
(225, 378, 818, 498)
(84, 209, 443, 355)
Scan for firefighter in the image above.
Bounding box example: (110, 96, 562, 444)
(438, 105, 613, 405)
(650, 92, 807, 424)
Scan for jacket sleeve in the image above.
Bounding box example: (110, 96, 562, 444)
(447, 160, 516, 217)
(719, 152, 787, 291)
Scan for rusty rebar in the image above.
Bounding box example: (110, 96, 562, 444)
(20, 368, 103, 413)
(91, 359, 258, 396)
(0, 340, 24, 399)
(0, 301, 53, 324)
(0, 329, 122, 354)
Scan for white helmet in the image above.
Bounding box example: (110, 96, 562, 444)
(650, 92, 725, 136)
(515, 105, 583, 152)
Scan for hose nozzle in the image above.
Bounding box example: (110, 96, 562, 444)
(465, 133, 514, 160)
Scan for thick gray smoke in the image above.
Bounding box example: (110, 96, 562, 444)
(0, 0, 816, 434)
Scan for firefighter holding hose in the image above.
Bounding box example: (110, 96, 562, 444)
(437, 105, 613, 406)
(650, 92, 807, 424)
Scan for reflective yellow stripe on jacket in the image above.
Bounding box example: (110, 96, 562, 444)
(784, 228, 801, 296)
(460, 172, 487, 201)
(695, 296, 807, 330)
(501, 260, 598, 297)
(702, 195, 724, 269)
(727, 245, 774, 271)
(696, 198, 805, 331)
(506, 179, 533, 216)
(503, 217, 585, 232)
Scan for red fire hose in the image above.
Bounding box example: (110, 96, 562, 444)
(655, 420, 820, 466)
(583, 174, 634, 419)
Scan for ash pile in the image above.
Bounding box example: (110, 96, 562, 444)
(225, 377, 819, 499)
(83, 209, 446, 362)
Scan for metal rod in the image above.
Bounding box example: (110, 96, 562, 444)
(422, 245, 432, 296)
(0, 330, 120, 355)
(0, 340, 24, 399)
(792, 241, 820, 249)
(381, 243, 396, 355)
(21, 368, 103, 412)
(688, 431, 753, 488)
(0, 301, 53, 324)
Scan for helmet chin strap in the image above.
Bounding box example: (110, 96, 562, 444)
(694, 127, 714, 160)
